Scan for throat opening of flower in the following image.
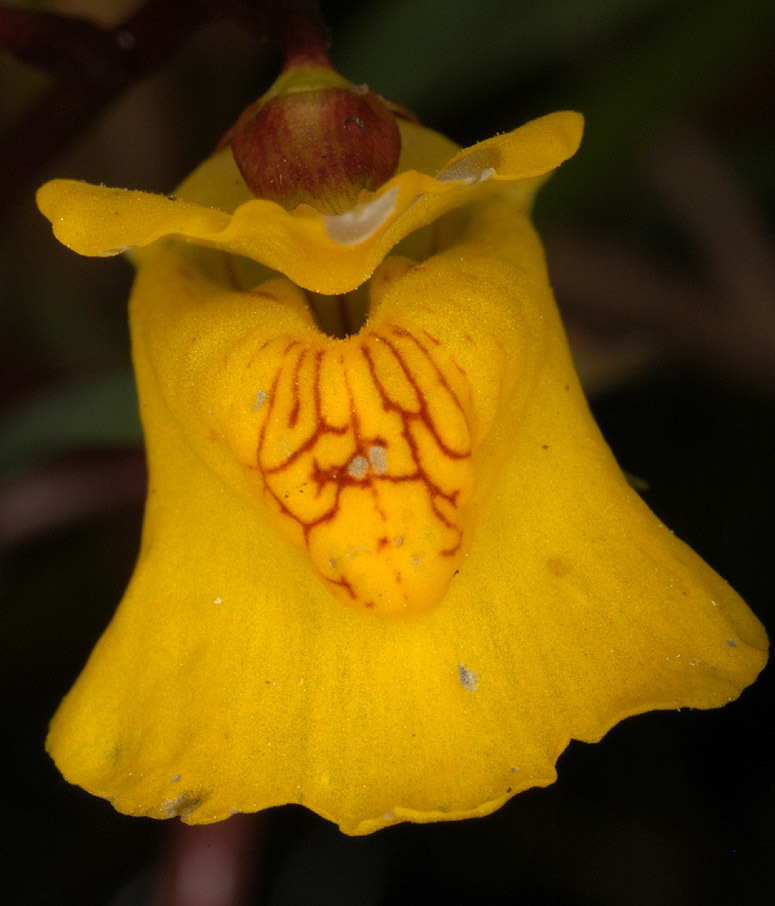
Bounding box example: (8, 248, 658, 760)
(306, 285, 370, 339)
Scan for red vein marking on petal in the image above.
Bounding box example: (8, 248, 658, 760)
(252, 322, 474, 613)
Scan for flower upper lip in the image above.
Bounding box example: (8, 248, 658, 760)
(36, 111, 583, 295)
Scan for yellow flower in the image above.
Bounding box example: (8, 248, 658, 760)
(37, 74, 766, 835)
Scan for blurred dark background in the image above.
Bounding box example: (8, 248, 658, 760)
(1, 1, 773, 903)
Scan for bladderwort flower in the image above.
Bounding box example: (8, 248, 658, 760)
(37, 47, 767, 836)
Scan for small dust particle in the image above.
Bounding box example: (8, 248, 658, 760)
(213, 597, 222, 605)
(394, 537, 403, 547)
(170, 774, 181, 783)
(161, 792, 201, 818)
(458, 664, 478, 692)
(253, 390, 267, 410)
(727, 638, 738, 648)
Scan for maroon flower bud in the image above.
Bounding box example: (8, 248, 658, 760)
(231, 79, 401, 214)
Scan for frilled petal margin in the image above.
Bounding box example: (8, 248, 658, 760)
(45, 195, 767, 835)
(36, 112, 583, 295)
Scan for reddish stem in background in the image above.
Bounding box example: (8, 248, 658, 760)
(151, 813, 266, 906)
(0, 451, 146, 549)
(263, 0, 330, 68)
(0, 0, 328, 212)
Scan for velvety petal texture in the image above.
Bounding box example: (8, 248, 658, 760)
(39, 109, 767, 835)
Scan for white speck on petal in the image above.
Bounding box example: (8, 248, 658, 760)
(325, 187, 398, 245)
(253, 390, 266, 410)
(368, 444, 387, 474)
(347, 455, 369, 479)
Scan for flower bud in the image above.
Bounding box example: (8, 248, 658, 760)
(230, 67, 401, 214)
